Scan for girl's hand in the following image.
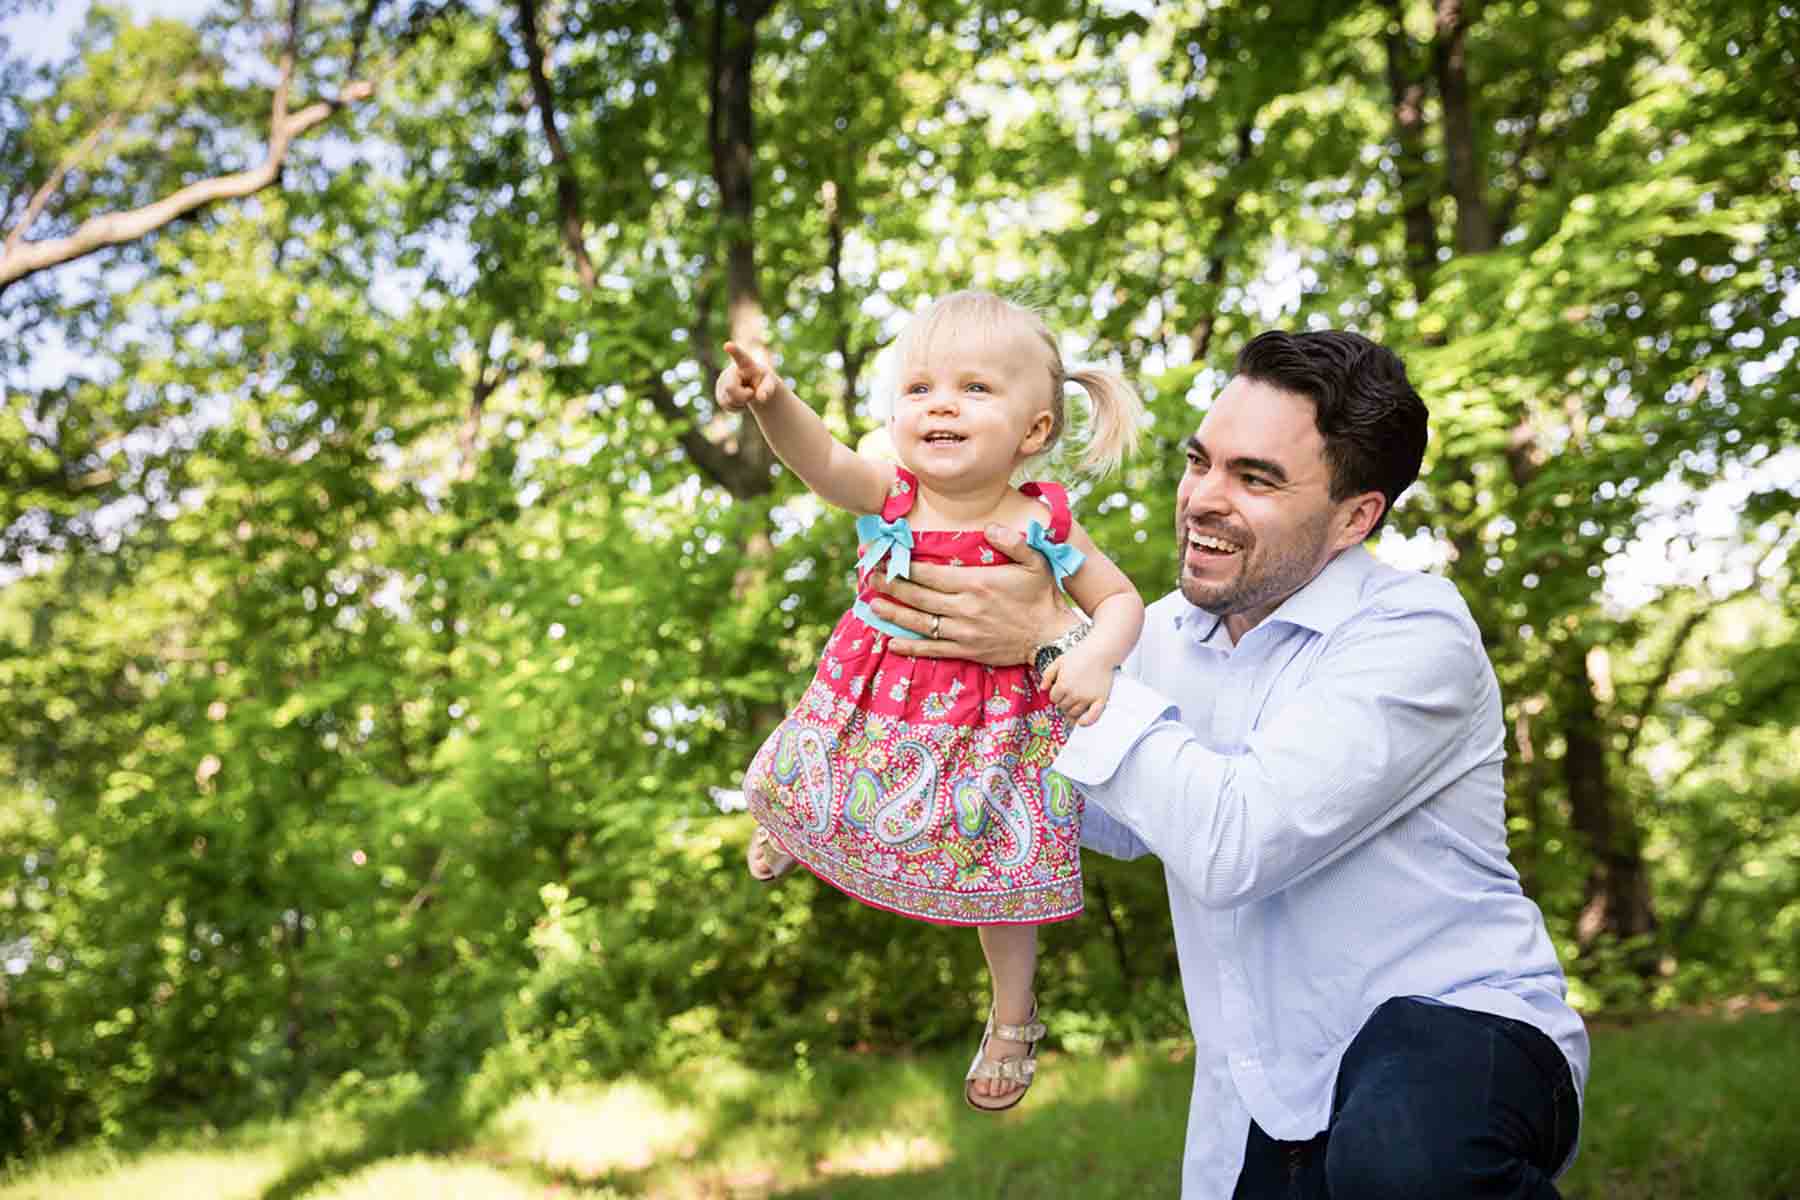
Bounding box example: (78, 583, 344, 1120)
(716, 341, 780, 412)
(1040, 644, 1116, 727)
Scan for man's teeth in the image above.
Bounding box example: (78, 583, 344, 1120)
(1189, 534, 1239, 552)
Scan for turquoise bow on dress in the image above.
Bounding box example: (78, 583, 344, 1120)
(855, 514, 914, 580)
(1024, 520, 1087, 591)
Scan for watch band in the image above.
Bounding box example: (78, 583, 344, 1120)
(1032, 617, 1092, 678)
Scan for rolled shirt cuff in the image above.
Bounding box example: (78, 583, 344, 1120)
(1054, 676, 1179, 787)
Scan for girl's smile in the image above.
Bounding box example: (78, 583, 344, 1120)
(890, 328, 1054, 491)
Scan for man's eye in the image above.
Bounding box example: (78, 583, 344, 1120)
(1244, 474, 1270, 488)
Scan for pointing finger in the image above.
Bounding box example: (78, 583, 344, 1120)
(724, 341, 763, 376)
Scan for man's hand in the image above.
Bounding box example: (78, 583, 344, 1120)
(865, 523, 1079, 667)
(715, 341, 781, 412)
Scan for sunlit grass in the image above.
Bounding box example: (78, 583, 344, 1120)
(0, 1149, 289, 1200)
(305, 1158, 583, 1200)
(486, 1080, 708, 1176)
(0, 1117, 357, 1200)
(2, 1009, 1794, 1199)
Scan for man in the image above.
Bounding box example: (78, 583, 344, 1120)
(868, 330, 1588, 1198)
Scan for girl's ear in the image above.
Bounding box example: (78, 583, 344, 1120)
(1018, 409, 1054, 457)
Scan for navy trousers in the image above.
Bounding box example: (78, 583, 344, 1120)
(1232, 997, 1579, 1199)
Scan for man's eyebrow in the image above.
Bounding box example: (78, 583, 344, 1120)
(1183, 437, 1291, 484)
(1230, 456, 1290, 483)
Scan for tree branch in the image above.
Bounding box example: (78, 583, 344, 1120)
(1666, 838, 1741, 953)
(1186, 121, 1256, 363)
(2, 113, 122, 254)
(344, 0, 384, 80)
(0, 60, 374, 295)
(645, 373, 771, 498)
(458, 328, 508, 482)
(1620, 545, 1784, 764)
(1619, 607, 1708, 766)
(515, 0, 596, 289)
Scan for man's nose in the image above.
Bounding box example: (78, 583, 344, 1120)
(1181, 468, 1230, 517)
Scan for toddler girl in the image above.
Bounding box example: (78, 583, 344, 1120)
(715, 290, 1144, 1111)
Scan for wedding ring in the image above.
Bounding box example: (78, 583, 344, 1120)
(929, 614, 942, 639)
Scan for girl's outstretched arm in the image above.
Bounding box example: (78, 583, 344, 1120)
(716, 341, 893, 515)
(1043, 519, 1145, 726)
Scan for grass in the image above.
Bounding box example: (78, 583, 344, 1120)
(2, 1007, 1795, 1199)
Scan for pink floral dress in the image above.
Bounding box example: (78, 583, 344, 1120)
(743, 467, 1085, 926)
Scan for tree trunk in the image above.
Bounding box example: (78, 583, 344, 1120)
(1384, 2, 1440, 301)
(1561, 640, 1658, 958)
(707, 0, 776, 484)
(1505, 702, 1545, 897)
(1433, 0, 1499, 253)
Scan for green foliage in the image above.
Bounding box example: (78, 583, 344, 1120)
(2, 0, 1796, 1164)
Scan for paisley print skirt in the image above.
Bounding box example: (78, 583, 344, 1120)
(743, 611, 1084, 926)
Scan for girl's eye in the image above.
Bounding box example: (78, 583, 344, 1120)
(966, 382, 990, 393)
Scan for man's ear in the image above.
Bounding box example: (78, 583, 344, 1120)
(1334, 490, 1387, 549)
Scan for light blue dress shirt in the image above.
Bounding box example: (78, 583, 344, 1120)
(1058, 545, 1589, 1199)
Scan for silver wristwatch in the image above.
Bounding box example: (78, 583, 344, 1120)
(1031, 617, 1092, 679)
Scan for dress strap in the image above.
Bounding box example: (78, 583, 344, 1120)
(881, 466, 920, 521)
(1018, 481, 1072, 542)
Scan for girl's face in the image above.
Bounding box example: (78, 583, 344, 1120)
(889, 326, 1055, 491)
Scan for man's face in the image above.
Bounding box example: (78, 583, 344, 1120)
(1175, 376, 1366, 641)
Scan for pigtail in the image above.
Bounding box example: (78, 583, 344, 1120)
(1066, 366, 1144, 477)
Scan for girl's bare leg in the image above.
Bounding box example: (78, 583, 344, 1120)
(971, 923, 1039, 1104)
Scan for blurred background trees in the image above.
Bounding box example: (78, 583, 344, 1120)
(2, 0, 1795, 1155)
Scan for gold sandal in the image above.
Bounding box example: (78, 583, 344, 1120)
(963, 1002, 1046, 1112)
(746, 825, 798, 884)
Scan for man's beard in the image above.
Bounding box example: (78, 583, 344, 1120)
(1177, 509, 1335, 618)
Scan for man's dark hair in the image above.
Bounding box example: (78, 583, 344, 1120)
(1233, 330, 1428, 535)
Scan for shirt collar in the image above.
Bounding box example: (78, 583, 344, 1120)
(1261, 545, 1375, 636)
(1170, 545, 1375, 643)
(1173, 603, 1230, 648)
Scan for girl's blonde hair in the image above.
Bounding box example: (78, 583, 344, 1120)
(889, 290, 1143, 477)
